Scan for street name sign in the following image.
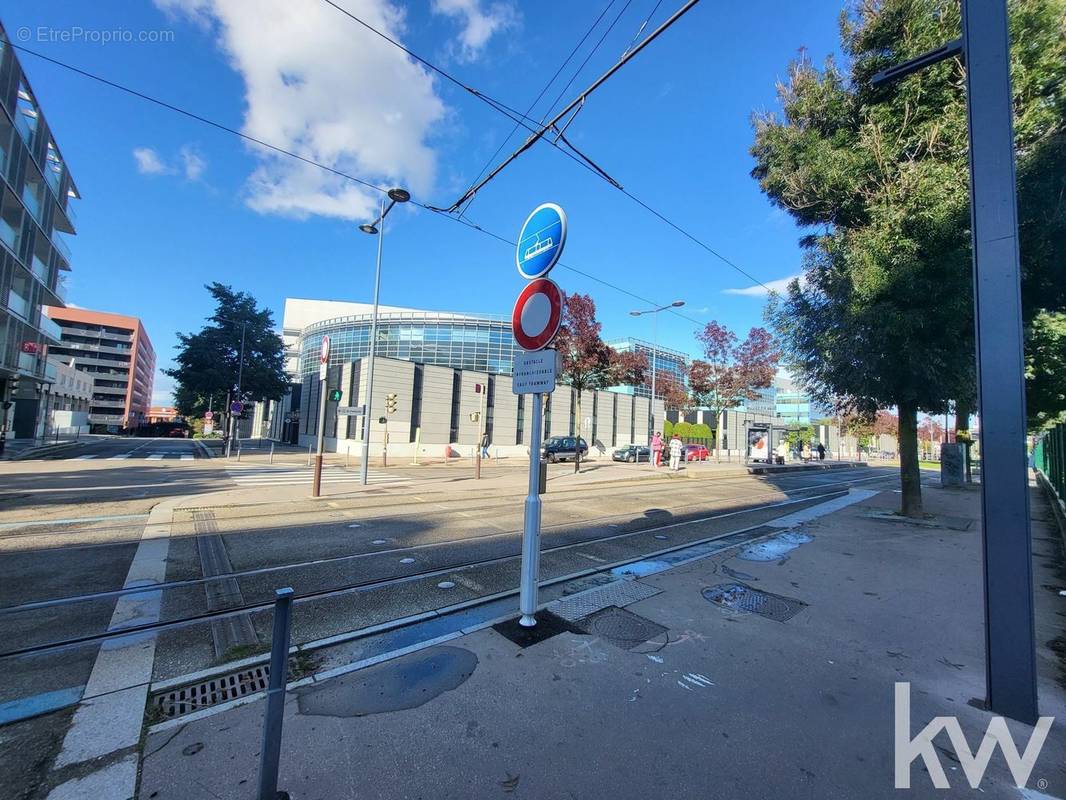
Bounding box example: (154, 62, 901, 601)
(512, 348, 559, 395)
(516, 203, 566, 279)
(337, 405, 365, 416)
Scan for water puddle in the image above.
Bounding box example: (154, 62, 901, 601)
(296, 646, 477, 717)
(736, 531, 813, 563)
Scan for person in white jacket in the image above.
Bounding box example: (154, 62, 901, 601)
(669, 434, 684, 471)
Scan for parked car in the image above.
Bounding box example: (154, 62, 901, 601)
(612, 445, 651, 463)
(541, 436, 589, 463)
(684, 443, 709, 462)
(167, 427, 188, 438)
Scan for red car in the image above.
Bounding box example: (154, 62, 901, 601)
(684, 443, 709, 461)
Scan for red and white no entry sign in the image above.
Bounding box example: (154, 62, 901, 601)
(512, 278, 562, 351)
(320, 335, 331, 364)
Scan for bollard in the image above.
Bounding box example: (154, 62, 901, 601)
(270, 441, 275, 464)
(346, 446, 350, 469)
(237, 443, 242, 462)
(306, 443, 312, 467)
(258, 587, 294, 800)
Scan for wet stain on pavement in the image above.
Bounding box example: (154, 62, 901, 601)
(295, 646, 477, 718)
(736, 531, 814, 563)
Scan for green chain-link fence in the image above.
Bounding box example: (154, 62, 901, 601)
(1034, 422, 1066, 501)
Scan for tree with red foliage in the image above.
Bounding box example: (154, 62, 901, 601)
(656, 368, 690, 419)
(689, 322, 779, 459)
(554, 293, 648, 472)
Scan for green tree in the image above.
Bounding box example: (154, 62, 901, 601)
(167, 283, 288, 438)
(751, 0, 1065, 516)
(1027, 311, 1066, 431)
(662, 419, 674, 438)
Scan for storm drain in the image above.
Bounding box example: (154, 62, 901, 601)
(702, 583, 806, 622)
(153, 664, 270, 719)
(576, 606, 668, 650)
(550, 579, 662, 622)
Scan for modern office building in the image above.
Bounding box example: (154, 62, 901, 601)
(0, 27, 80, 444)
(44, 307, 155, 431)
(262, 298, 663, 455)
(605, 337, 688, 400)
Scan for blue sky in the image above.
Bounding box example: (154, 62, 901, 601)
(6, 0, 843, 404)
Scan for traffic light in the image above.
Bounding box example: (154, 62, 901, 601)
(329, 389, 342, 402)
(385, 393, 398, 414)
(469, 411, 480, 422)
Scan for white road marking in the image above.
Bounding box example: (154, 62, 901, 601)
(107, 454, 132, 460)
(224, 466, 404, 486)
(180, 455, 194, 462)
(75, 455, 98, 460)
(146, 454, 165, 461)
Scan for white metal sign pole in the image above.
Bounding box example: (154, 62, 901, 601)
(519, 390, 544, 627)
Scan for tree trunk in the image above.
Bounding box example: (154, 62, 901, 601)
(898, 401, 923, 518)
(573, 392, 582, 474)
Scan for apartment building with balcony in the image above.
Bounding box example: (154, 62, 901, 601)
(0, 26, 81, 443)
(43, 307, 155, 431)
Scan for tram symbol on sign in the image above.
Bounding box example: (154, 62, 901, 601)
(516, 203, 566, 280)
(524, 236, 554, 261)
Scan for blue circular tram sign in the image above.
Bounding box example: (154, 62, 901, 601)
(516, 202, 567, 279)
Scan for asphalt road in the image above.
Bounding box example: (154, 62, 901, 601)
(0, 454, 907, 799)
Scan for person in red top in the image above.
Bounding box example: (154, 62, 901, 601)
(651, 431, 663, 466)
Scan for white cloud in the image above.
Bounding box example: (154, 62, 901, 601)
(722, 274, 803, 297)
(156, 0, 497, 221)
(180, 145, 207, 180)
(431, 0, 515, 61)
(133, 147, 170, 175)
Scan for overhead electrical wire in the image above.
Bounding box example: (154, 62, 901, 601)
(459, 0, 621, 219)
(317, 0, 770, 294)
(8, 42, 699, 323)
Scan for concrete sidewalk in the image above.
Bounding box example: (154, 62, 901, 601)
(138, 483, 1066, 799)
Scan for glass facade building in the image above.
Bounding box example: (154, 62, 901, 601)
(0, 25, 81, 442)
(605, 337, 688, 400)
(297, 310, 518, 379)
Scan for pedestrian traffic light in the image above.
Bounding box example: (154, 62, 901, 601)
(474, 383, 483, 394)
(329, 389, 342, 402)
(469, 411, 480, 422)
(385, 393, 398, 414)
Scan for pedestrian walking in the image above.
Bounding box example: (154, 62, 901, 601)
(651, 431, 663, 467)
(817, 442, 826, 461)
(802, 443, 812, 462)
(669, 434, 683, 471)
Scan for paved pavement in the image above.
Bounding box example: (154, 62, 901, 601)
(224, 464, 405, 486)
(136, 483, 1066, 800)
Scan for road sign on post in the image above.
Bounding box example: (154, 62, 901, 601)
(512, 278, 563, 352)
(312, 335, 331, 497)
(516, 203, 566, 279)
(513, 203, 567, 628)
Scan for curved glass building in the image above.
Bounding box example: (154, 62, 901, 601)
(289, 301, 518, 379)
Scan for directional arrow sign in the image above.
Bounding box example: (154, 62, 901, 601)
(512, 278, 563, 352)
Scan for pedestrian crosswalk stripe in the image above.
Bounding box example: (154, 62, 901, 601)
(147, 454, 165, 460)
(75, 455, 98, 460)
(180, 455, 194, 461)
(108, 454, 132, 460)
(224, 467, 403, 486)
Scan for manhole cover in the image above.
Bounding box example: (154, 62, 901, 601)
(577, 606, 668, 650)
(702, 583, 806, 622)
(153, 664, 269, 719)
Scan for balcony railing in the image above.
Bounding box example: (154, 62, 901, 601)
(51, 229, 72, 264)
(39, 314, 62, 342)
(54, 275, 69, 303)
(6, 290, 28, 319)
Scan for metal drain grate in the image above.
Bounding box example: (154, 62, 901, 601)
(702, 583, 806, 622)
(550, 580, 662, 622)
(154, 664, 270, 719)
(576, 606, 668, 650)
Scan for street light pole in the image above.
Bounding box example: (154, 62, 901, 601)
(358, 188, 410, 486)
(630, 300, 684, 468)
(218, 318, 247, 458)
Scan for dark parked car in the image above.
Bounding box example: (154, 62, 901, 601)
(684, 443, 709, 461)
(541, 436, 588, 463)
(612, 445, 651, 463)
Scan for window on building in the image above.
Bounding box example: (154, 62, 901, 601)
(0, 187, 23, 253)
(15, 83, 39, 144)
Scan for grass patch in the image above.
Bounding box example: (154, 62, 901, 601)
(218, 642, 269, 664)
